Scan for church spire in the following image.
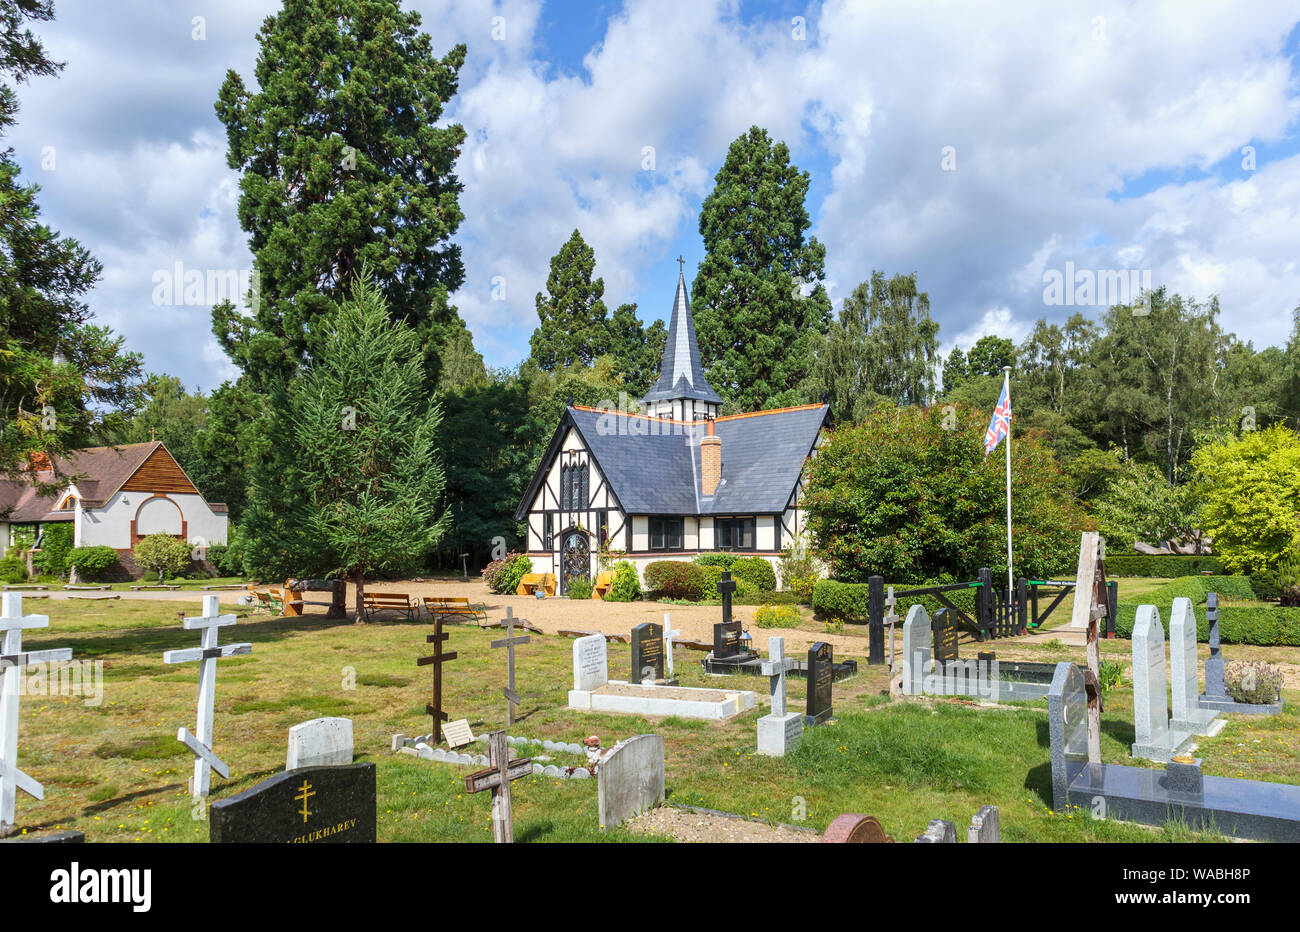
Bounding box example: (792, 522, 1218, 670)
(641, 265, 722, 419)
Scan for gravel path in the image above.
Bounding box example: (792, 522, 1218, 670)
(627, 805, 819, 843)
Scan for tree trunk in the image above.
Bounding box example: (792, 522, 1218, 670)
(353, 570, 365, 623)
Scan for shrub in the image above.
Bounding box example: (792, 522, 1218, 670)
(777, 536, 818, 596)
(33, 523, 74, 577)
(730, 556, 777, 593)
(1151, 575, 1255, 605)
(482, 552, 532, 594)
(754, 603, 801, 628)
(1113, 603, 1300, 646)
(1104, 554, 1225, 577)
(1224, 660, 1283, 705)
(604, 560, 641, 602)
(566, 577, 593, 600)
(209, 529, 247, 577)
(812, 577, 978, 625)
(65, 545, 119, 581)
(693, 553, 737, 569)
(0, 556, 26, 584)
(132, 533, 193, 582)
(643, 561, 704, 600)
(698, 564, 752, 600)
(1099, 659, 1124, 693)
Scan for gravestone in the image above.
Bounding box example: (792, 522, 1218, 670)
(597, 734, 665, 829)
(804, 642, 834, 726)
(1130, 606, 1193, 762)
(443, 718, 474, 748)
(1167, 598, 1223, 736)
(713, 620, 744, 660)
(968, 805, 1000, 843)
(932, 608, 959, 663)
(492, 607, 531, 726)
(572, 634, 609, 692)
(900, 604, 932, 696)
(416, 615, 457, 742)
(914, 819, 957, 843)
(756, 636, 802, 756)
(210, 762, 376, 843)
(718, 570, 737, 625)
(1047, 662, 1089, 811)
(287, 717, 354, 770)
(163, 594, 251, 799)
(1200, 593, 1283, 715)
(663, 614, 680, 680)
(0, 593, 73, 837)
(630, 621, 664, 684)
(821, 814, 895, 843)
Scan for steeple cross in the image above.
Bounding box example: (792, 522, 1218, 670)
(676, 255, 685, 274)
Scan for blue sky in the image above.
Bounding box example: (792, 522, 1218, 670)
(13, 1, 1300, 391)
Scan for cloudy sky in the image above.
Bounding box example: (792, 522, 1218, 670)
(14, 0, 1300, 392)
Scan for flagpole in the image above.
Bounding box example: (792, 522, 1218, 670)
(1003, 366, 1013, 595)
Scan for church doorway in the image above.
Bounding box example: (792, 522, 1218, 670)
(559, 529, 591, 595)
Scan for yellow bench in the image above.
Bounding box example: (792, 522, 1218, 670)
(591, 570, 616, 599)
(362, 592, 416, 622)
(423, 596, 487, 623)
(516, 573, 556, 596)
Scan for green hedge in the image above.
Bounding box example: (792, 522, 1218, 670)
(1105, 554, 1224, 577)
(66, 545, 119, 581)
(1113, 603, 1300, 646)
(643, 561, 704, 600)
(812, 578, 978, 624)
(729, 556, 777, 592)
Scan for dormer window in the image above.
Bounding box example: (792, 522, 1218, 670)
(57, 494, 77, 511)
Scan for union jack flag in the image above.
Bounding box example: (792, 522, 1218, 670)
(984, 381, 1012, 454)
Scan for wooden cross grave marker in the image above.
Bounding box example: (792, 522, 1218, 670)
(416, 615, 457, 743)
(718, 571, 737, 626)
(1069, 532, 1108, 765)
(0, 593, 73, 836)
(663, 612, 680, 681)
(163, 594, 251, 799)
(491, 606, 531, 726)
(465, 729, 533, 843)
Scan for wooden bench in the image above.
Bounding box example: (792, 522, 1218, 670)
(422, 596, 487, 624)
(515, 573, 556, 596)
(129, 584, 179, 591)
(362, 592, 416, 623)
(591, 570, 616, 599)
(254, 589, 283, 614)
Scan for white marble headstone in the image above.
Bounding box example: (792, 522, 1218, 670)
(572, 634, 609, 691)
(900, 604, 932, 696)
(286, 716, 354, 770)
(1168, 598, 1223, 736)
(1130, 605, 1193, 762)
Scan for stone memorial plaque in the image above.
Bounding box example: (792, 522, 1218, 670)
(713, 621, 743, 659)
(286, 716, 353, 770)
(572, 634, 609, 691)
(631, 622, 664, 683)
(932, 608, 959, 663)
(210, 762, 376, 843)
(805, 642, 834, 725)
(443, 718, 474, 748)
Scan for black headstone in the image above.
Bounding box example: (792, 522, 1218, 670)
(805, 642, 834, 725)
(210, 762, 376, 843)
(933, 608, 959, 663)
(630, 621, 664, 682)
(713, 620, 743, 659)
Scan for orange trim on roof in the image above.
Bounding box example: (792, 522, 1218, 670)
(568, 402, 826, 426)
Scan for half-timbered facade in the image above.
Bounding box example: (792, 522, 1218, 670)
(515, 269, 829, 593)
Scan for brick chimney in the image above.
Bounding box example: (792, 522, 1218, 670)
(700, 420, 721, 496)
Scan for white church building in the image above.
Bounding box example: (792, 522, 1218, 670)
(515, 269, 829, 594)
(0, 442, 229, 570)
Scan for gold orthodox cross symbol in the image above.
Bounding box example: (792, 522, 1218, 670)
(295, 779, 315, 823)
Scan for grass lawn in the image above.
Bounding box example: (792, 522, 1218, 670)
(8, 596, 1297, 843)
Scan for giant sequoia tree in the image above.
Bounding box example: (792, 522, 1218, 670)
(692, 127, 831, 412)
(529, 229, 611, 370)
(213, 0, 468, 388)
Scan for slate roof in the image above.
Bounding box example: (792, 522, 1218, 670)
(640, 271, 722, 405)
(515, 403, 828, 518)
(1, 442, 166, 521)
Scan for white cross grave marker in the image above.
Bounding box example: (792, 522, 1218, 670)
(663, 613, 680, 680)
(884, 587, 899, 672)
(760, 636, 798, 717)
(0, 593, 73, 835)
(163, 595, 251, 798)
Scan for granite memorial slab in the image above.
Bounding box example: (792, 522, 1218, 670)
(1167, 598, 1224, 736)
(805, 642, 834, 726)
(630, 621, 664, 684)
(1199, 593, 1283, 715)
(1130, 606, 1194, 762)
(900, 604, 931, 696)
(210, 762, 376, 843)
(932, 608, 959, 663)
